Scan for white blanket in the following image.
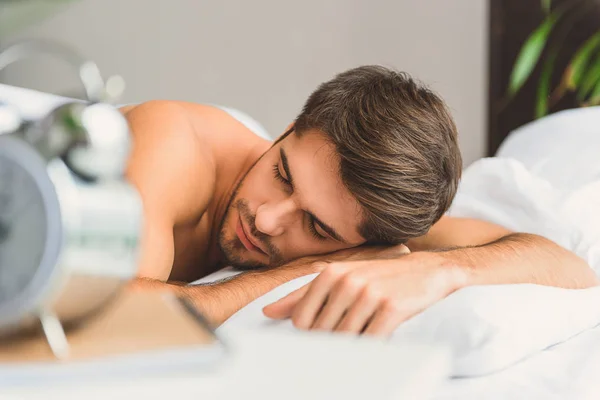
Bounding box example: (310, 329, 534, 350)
(449, 157, 600, 273)
(219, 156, 600, 396)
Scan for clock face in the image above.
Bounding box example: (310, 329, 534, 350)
(0, 135, 62, 324)
(0, 154, 47, 304)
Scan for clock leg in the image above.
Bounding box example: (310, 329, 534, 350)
(39, 309, 70, 359)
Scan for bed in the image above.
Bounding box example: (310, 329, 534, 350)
(2, 83, 600, 399)
(215, 106, 600, 399)
(197, 101, 600, 398)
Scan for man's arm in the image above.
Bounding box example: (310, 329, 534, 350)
(264, 219, 598, 335)
(442, 232, 598, 289)
(409, 215, 597, 288)
(130, 244, 411, 326)
(131, 261, 323, 326)
(406, 216, 512, 251)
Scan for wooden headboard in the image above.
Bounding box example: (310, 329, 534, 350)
(488, 0, 600, 156)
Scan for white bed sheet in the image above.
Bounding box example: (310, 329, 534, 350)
(4, 84, 600, 399)
(435, 326, 600, 400)
(208, 157, 600, 399)
(200, 108, 600, 398)
(216, 279, 600, 399)
(437, 109, 600, 398)
(435, 110, 600, 399)
(214, 160, 600, 398)
(436, 157, 600, 398)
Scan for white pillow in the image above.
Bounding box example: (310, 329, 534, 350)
(497, 106, 600, 193)
(393, 284, 600, 377)
(220, 156, 600, 377)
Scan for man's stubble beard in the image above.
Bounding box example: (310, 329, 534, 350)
(217, 165, 285, 271)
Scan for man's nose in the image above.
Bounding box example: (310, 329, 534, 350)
(255, 199, 298, 237)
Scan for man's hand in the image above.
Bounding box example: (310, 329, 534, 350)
(263, 251, 468, 336)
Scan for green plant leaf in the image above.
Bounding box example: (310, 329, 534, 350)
(542, 0, 552, 14)
(577, 53, 600, 101)
(509, 14, 559, 96)
(587, 79, 600, 105)
(566, 31, 600, 89)
(536, 49, 558, 118)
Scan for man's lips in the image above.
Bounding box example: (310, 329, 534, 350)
(236, 216, 267, 255)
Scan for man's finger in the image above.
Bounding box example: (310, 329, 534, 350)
(291, 265, 344, 329)
(311, 276, 363, 331)
(335, 287, 380, 334)
(362, 302, 411, 337)
(263, 284, 310, 320)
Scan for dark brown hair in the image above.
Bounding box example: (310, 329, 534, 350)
(290, 65, 462, 244)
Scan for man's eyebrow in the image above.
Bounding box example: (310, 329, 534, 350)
(280, 148, 294, 186)
(308, 212, 348, 244)
(280, 147, 348, 244)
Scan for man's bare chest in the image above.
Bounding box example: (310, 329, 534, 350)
(169, 214, 217, 282)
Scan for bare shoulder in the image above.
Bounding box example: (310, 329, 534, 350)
(122, 101, 216, 223)
(121, 101, 217, 279)
(120, 101, 268, 279)
(124, 100, 268, 167)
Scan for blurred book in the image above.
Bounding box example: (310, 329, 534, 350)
(0, 291, 225, 386)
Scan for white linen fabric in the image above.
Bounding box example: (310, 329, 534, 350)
(497, 106, 600, 192)
(194, 106, 600, 397)
(6, 83, 600, 398)
(219, 155, 600, 381)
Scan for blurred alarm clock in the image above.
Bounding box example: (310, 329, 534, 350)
(0, 40, 142, 358)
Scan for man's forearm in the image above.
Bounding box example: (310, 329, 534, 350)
(131, 263, 320, 326)
(440, 233, 599, 289)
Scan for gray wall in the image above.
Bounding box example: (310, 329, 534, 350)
(2, 0, 488, 166)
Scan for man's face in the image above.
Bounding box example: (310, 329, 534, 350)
(218, 130, 367, 269)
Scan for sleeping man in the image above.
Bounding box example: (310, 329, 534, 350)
(123, 66, 598, 335)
